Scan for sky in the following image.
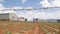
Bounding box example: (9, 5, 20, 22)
(0, 0, 60, 21)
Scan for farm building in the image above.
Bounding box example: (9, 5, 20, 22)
(0, 13, 17, 21)
(17, 17, 27, 21)
(17, 17, 25, 21)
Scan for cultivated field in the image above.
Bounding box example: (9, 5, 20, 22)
(0, 21, 60, 34)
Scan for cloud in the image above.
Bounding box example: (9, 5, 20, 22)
(0, 0, 4, 3)
(0, 3, 4, 9)
(3, 10, 16, 13)
(40, 0, 52, 7)
(11, 7, 23, 11)
(21, 0, 27, 3)
(51, 0, 60, 7)
(12, 7, 23, 9)
(39, 0, 60, 19)
(25, 7, 34, 10)
(15, 7, 60, 21)
(25, 7, 33, 9)
(17, 9, 60, 21)
(0, 3, 5, 13)
(0, 3, 16, 13)
(12, 6, 33, 10)
(0, 3, 60, 21)
(39, 0, 60, 7)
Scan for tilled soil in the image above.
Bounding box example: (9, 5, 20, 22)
(0, 21, 60, 34)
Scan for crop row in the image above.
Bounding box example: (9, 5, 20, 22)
(0, 21, 60, 34)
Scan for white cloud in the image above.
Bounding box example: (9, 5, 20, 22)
(3, 10, 16, 13)
(17, 12, 25, 17)
(38, 0, 60, 19)
(15, 7, 60, 21)
(25, 7, 33, 9)
(51, 0, 60, 7)
(0, 3, 5, 13)
(0, 4, 16, 13)
(12, 7, 23, 9)
(10, 6, 34, 11)
(0, 3, 60, 21)
(40, 0, 52, 7)
(0, 0, 4, 3)
(21, 0, 27, 3)
(0, 3, 4, 9)
(17, 10, 60, 21)
(25, 7, 34, 10)
(39, 0, 60, 7)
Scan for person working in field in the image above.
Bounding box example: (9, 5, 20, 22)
(33, 18, 38, 22)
